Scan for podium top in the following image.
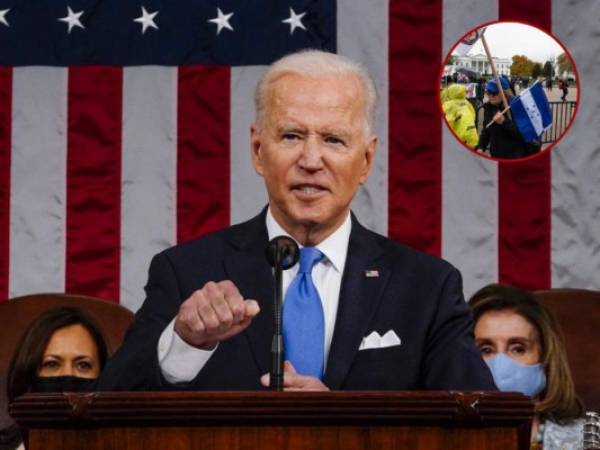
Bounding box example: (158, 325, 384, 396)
(10, 390, 532, 428)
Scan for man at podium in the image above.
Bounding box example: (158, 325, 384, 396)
(98, 50, 495, 392)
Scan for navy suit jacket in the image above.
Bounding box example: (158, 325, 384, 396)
(99, 210, 495, 391)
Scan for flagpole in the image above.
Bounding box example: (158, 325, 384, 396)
(481, 33, 512, 120)
(485, 105, 511, 128)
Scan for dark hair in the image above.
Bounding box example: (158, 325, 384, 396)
(6, 307, 109, 403)
(469, 284, 584, 421)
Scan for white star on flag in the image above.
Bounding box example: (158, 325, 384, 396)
(58, 7, 85, 33)
(134, 7, 159, 34)
(208, 8, 234, 35)
(0, 9, 9, 27)
(282, 7, 306, 34)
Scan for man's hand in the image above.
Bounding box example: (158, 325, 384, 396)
(174, 280, 260, 350)
(492, 111, 505, 125)
(260, 361, 330, 391)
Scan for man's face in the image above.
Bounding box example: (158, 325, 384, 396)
(251, 73, 376, 243)
(487, 91, 502, 105)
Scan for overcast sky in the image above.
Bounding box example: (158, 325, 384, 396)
(452, 22, 566, 63)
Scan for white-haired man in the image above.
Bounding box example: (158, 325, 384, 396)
(99, 50, 495, 391)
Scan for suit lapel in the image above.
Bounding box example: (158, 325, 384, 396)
(221, 211, 392, 385)
(323, 219, 390, 389)
(222, 210, 274, 376)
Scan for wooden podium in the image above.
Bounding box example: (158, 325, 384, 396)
(10, 391, 533, 450)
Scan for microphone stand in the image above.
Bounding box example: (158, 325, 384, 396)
(266, 236, 298, 391)
(270, 245, 284, 391)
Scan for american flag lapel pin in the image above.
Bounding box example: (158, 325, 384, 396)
(365, 269, 379, 278)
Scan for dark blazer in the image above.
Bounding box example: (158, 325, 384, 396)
(476, 101, 528, 159)
(99, 210, 495, 391)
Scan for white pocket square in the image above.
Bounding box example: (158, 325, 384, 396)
(358, 330, 401, 351)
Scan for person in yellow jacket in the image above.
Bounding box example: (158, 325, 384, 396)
(441, 84, 478, 148)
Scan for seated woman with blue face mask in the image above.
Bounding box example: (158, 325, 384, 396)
(470, 284, 585, 450)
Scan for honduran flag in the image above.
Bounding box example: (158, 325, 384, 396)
(511, 81, 553, 143)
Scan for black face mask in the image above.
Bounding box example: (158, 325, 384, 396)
(30, 376, 97, 393)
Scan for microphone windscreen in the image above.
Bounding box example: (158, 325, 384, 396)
(266, 236, 299, 270)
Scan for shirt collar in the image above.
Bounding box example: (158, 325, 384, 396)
(265, 207, 351, 274)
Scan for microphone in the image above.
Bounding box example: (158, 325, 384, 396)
(265, 236, 299, 391)
(266, 235, 299, 270)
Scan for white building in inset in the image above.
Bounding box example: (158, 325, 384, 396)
(453, 54, 511, 76)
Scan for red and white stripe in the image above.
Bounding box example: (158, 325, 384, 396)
(1, 0, 599, 312)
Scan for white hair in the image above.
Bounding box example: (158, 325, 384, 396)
(254, 49, 377, 136)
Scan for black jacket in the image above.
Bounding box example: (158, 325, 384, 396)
(98, 210, 496, 391)
(477, 101, 528, 159)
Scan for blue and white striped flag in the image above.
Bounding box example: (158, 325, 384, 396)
(510, 81, 553, 143)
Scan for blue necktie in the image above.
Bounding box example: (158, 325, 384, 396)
(283, 247, 325, 379)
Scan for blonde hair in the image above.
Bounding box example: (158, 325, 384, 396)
(254, 49, 377, 136)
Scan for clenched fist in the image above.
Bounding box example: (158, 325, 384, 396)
(174, 280, 260, 350)
(492, 111, 505, 125)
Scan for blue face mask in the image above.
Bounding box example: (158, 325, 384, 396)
(485, 353, 547, 397)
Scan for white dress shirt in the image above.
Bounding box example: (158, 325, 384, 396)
(157, 208, 351, 384)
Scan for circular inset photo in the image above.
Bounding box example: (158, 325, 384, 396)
(440, 21, 579, 161)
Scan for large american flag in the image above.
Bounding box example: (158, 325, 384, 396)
(1, 0, 599, 312)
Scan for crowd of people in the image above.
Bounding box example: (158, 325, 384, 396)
(441, 75, 532, 159)
(441, 72, 573, 159)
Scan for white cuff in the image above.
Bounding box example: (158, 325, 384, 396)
(157, 319, 217, 384)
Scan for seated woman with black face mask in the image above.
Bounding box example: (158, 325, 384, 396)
(469, 284, 585, 450)
(5, 307, 108, 450)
